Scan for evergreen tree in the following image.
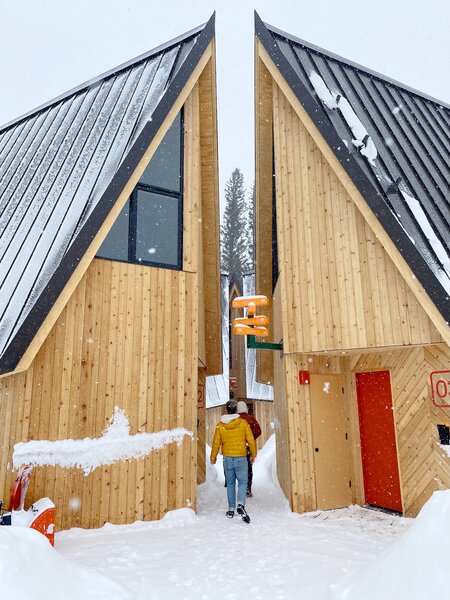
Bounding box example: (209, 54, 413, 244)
(221, 168, 250, 285)
(246, 183, 255, 270)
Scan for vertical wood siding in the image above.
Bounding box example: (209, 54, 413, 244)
(273, 345, 450, 517)
(0, 75, 222, 529)
(198, 50, 222, 377)
(197, 367, 207, 484)
(272, 83, 443, 354)
(0, 262, 198, 530)
(350, 347, 450, 516)
(255, 56, 275, 385)
(424, 345, 450, 495)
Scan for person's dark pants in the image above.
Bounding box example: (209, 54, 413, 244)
(246, 448, 253, 493)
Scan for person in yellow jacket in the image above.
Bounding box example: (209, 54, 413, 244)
(210, 399, 256, 523)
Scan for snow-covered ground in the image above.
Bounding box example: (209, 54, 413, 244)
(3, 436, 450, 599)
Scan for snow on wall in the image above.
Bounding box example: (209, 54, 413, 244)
(13, 407, 193, 475)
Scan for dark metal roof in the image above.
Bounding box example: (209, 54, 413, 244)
(0, 15, 215, 374)
(255, 13, 450, 327)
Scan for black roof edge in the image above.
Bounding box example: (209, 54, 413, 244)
(255, 13, 450, 326)
(0, 13, 216, 375)
(0, 15, 213, 133)
(254, 11, 450, 110)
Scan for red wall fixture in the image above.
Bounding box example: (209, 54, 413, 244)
(356, 371, 402, 512)
(299, 371, 310, 385)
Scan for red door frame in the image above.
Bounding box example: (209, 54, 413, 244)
(356, 371, 402, 512)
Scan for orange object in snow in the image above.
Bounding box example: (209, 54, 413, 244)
(29, 499, 56, 546)
(8, 466, 56, 546)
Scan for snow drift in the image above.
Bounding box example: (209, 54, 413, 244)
(0, 526, 128, 599)
(331, 489, 450, 599)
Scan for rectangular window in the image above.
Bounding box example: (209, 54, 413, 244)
(96, 199, 130, 261)
(96, 111, 183, 269)
(138, 115, 181, 192)
(134, 190, 181, 267)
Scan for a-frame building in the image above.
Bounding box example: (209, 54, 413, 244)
(0, 15, 221, 529)
(254, 13, 450, 516)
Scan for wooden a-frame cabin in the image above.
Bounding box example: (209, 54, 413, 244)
(254, 13, 450, 517)
(0, 15, 221, 530)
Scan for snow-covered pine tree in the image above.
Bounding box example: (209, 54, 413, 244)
(246, 183, 255, 270)
(221, 168, 251, 286)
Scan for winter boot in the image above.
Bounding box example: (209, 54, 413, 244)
(236, 504, 250, 524)
(226, 509, 234, 518)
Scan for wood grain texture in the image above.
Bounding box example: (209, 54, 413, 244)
(271, 82, 443, 354)
(0, 63, 221, 528)
(257, 38, 450, 349)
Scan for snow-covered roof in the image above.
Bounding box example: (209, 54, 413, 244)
(256, 13, 450, 325)
(206, 273, 229, 408)
(0, 16, 215, 374)
(243, 272, 273, 401)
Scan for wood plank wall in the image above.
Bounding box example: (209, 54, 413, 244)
(197, 368, 207, 484)
(198, 51, 222, 377)
(273, 345, 450, 517)
(253, 400, 275, 447)
(423, 345, 450, 494)
(0, 262, 198, 530)
(275, 351, 347, 513)
(206, 405, 223, 448)
(272, 282, 293, 506)
(0, 76, 221, 529)
(255, 56, 275, 385)
(350, 347, 450, 516)
(272, 82, 443, 355)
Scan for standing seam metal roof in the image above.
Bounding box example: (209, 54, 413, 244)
(256, 13, 450, 325)
(0, 15, 215, 374)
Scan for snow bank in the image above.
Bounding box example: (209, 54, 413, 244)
(0, 526, 128, 599)
(13, 407, 193, 475)
(331, 490, 450, 600)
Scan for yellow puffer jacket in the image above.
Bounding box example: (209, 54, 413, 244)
(210, 415, 257, 463)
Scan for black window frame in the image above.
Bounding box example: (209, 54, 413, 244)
(97, 109, 184, 270)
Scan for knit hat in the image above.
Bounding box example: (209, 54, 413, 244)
(236, 400, 248, 414)
(226, 400, 238, 414)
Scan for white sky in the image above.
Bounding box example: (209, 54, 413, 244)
(0, 0, 449, 198)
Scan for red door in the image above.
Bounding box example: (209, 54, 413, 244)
(356, 371, 402, 512)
